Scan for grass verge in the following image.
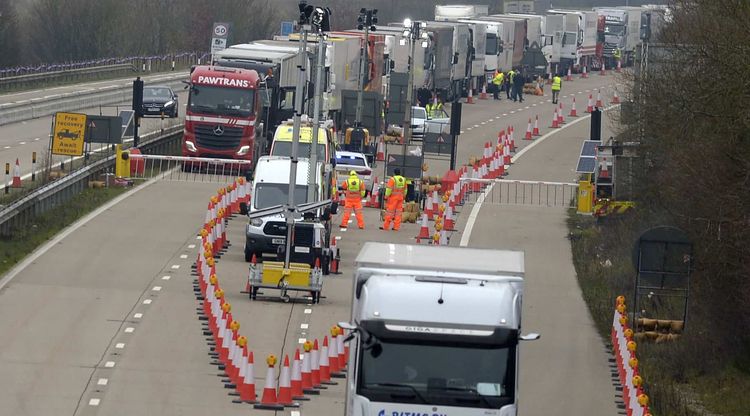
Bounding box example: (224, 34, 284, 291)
(0, 186, 127, 276)
(566, 209, 750, 416)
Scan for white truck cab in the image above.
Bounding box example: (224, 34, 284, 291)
(341, 243, 539, 416)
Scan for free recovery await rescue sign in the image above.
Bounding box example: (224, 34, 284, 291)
(51, 112, 87, 156)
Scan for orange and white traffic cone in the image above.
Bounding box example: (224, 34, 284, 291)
(277, 355, 300, 407)
(329, 326, 345, 378)
(533, 115, 540, 136)
(11, 158, 22, 188)
(616, 59, 622, 73)
(558, 103, 565, 124)
(466, 87, 474, 104)
(235, 349, 257, 403)
(480, 83, 488, 99)
(569, 97, 578, 117)
(291, 349, 308, 400)
(301, 341, 320, 394)
(336, 326, 347, 369)
(586, 94, 594, 113)
(444, 205, 455, 231)
(319, 337, 336, 385)
(596, 89, 603, 107)
(524, 118, 532, 140)
(416, 213, 429, 243)
(424, 193, 434, 219)
(329, 237, 341, 274)
(509, 126, 516, 152)
(600, 61, 607, 76)
(311, 339, 324, 389)
(376, 139, 385, 161)
(600, 157, 610, 179)
(254, 355, 284, 410)
(566, 67, 572, 81)
(611, 90, 620, 104)
(551, 108, 559, 128)
(582, 66, 588, 78)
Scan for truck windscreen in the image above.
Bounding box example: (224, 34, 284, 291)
(357, 338, 515, 408)
(485, 34, 498, 55)
(189, 85, 255, 118)
(604, 24, 625, 36)
(254, 183, 308, 210)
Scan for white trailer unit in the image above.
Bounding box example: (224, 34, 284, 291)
(434, 15, 489, 84)
(546, 9, 599, 69)
(459, 19, 503, 76)
(425, 21, 473, 98)
(484, 16, 527, 71)
(342, 242, 539, 416)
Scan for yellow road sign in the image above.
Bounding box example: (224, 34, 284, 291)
(52, 112, 87, 156)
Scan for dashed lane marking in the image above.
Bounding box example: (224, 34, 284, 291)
(171, 264, 180, 269)
(115, 343, 125, 349)
(142, 299, 152, 305)
(152, 286, 162, 291)
(300, 323, 309, 329)
(162, 275, 171, 280)
(134, 313, 143, 319)
(188, 244, 196, 249)
(180, 254, 188, 259)
(124, 327, 134, 333)
(104, 361, 115, 368)
(97, 378, 108, 386)
(304, 308, 312, 314)
(298, 338, 307, 344)
(19, 142, 26, 145)
(88, 399, 101, 406)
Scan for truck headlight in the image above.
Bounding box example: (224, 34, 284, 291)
(164, 100, 175, 107)
(185, 141, 197, 152)
(250, 218, 263, 227)
(237, 145, 250, 156)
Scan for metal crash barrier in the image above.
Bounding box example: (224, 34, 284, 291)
(459, 178, 579, 208)
(115, 147, 252, 183)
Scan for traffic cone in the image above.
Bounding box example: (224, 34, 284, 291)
(616, 59, 622, 73)
(600, 157, 610, 179)
(596, 90, 603, 108)
(466, 87, 474, 104)
(336, 327, 347, 368)
(566, 67, 572, 81)
(509, 126, 516, 152)
(416, 213, 430, 243)
(600, 61, 607, 76)
(277, 355, 300, 407)
(11, 158, 21, 188)
(582, 66, 588, 78)
(329, 237, 341, 274)
(311, 339, 323, 388)
(319, 337, 336, 385)
(480, 83, 488, 99)
(301, 341, 321, 394)
(533, 115, 540, 136)
(330, 326, 345, 377)
(611, 90, 620, 104)
(376, 139, 385, 161)
(586, 94, 594, 113)
(246, 254, 257, 292)
(236, 350, 257, 403)
(551, 108, 559, 128)
(444, 205, 455, 231)
(254, 355, 284, 410)
(424, 193, 434, 219)
(569, 97, 578, 117)
(558, 103, 565, 124)
(291, 349, 308, 400)
(524, 118, 532, 140)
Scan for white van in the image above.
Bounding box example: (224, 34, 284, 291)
(244, 156, 335, 271)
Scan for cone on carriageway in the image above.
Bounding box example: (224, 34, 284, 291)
(533, 115, 540, 136)
(444, 205, 455, 231)
(301, 341, 321, 394)
(11, 158, 22, 188)
(254, 354, 284, 410)
(424, 193, 434, 219)
(565, 67, 573, 81)
(551, 108, 560, 128)
(330, 326, 346, 378)
(611, 90, 621, 104)
(569, 97, 578, 117)
(336, 326, 347, 368)
(329, 236, 341, 274)
(596, 89, 603, 107)
(524, 118, 533, 140)
(616, 59, 622, 73)
(366, 177, 380, 208)
(277, 355, 300, 407)
(291, 349, 309, 400)
(600, 61, 607, 76)
(376, 138, 385, 161)
(557, 103, 565, 124)
(586, 94, 594, 113)
(480, 83, 488, 99)
(466, 87, 474, 104)
(235, 349, 257, 404)
(581, 66, 589, 78)
(319, 336, 337, 385)
(416, 213, 430, 243)
(245, 254, 257, 292)
(311, 339, 325, 389)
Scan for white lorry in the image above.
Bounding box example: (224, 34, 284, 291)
(546, 9, 599, 70)
(341, 242, 539, 416)
(595, 6, 644, 66)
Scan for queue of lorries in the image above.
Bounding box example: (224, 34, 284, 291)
(174, 4, 668, 415)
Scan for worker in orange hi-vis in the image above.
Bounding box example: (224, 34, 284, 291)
(339, 170, 366, 229)
(381, 168, 407, 231)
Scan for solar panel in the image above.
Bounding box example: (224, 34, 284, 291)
(580, 140, 599, 157)
(576, 156, 597, 173)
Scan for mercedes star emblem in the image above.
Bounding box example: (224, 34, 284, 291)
(213, 125, 224, 136)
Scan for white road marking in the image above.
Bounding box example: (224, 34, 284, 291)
(291, 411, 301, 416)
(510, 111, 515, 114)
(461, 105, 619, 247)
(19, 142, 26, 145)
(171, 264, 180, 269)
(97, 378, 108, 386)
(532, 104, 537, 107)
(104, 361, 116, 368)
(115, 343, 125, 349)
(304, 308, 312, 314)
(161, 275, 171, 280)
(143, 299, 152, 305)
(3, 146, 10, 149)
(180, 254, 188, 259)
(473, 124, 479, 128)
(88, 399, 101, 406)
(152, 286, 162, 291)
(348, 220, 353, 224)
(125, 327, 135, 333)
(460, 130, 465, 134)
(334, 235, 342, 240)
(196, 236, 202, 240)
(298, 338, 307, 344)
(188, 244, 196, 249)
(340, 228, 347, 232)
(481, 121, 487, 125)
(34, 138, 41, 141)
(300, 323, 309, 329)
(134, 313, 143, 319)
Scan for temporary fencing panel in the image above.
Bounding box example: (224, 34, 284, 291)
(460, 178, 578, 208)
(122, 153, 253, 183)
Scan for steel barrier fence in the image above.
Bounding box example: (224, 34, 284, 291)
(459, 178, 579, 208)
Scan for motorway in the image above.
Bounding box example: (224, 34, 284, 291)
(0, 73, 623, 415)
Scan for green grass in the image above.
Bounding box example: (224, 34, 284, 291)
(566, 209, 750, 416)
(0, 186, 127, 276)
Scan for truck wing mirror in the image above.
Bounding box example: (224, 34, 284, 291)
(338, 321, 356, 330)
(520, 332, 541, 341)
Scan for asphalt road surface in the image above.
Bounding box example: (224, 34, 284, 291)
(0, 72, 625, 415)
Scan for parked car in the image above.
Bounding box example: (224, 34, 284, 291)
(334, 151, 373, 196)
(142, 85, 179, 118)
(411, 105, 451, 140)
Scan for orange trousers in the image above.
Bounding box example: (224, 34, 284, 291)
(340, 197, 364, 229)
(382, 196, 404, 231)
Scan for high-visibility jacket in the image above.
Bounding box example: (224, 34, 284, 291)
(508, 70, 515, 83)
(613, 48, 622, 60)
(342, 175, 365, 198)
(425, 103, 433, 117)
(385, 175, 407, 198)
(551, 76, 562, 91)
(433, 102, 443, 117)
(492, 72, 504, 85)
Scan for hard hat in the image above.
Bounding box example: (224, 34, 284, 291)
(349, 170, 357, 176)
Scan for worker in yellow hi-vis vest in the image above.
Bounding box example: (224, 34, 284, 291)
(381, 168, 407, 231)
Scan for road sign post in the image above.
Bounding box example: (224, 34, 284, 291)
(211, 22, 231, 63)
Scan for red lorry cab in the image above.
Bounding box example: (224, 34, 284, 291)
(183, 66, 263, 171)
